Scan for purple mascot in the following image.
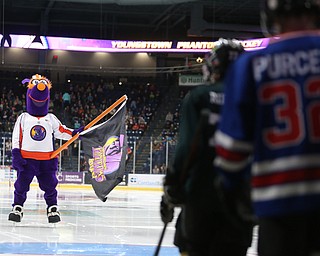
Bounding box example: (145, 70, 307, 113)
(9, 74, 83, 223)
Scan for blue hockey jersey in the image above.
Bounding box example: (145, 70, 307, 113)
(215, 31, 320, 217)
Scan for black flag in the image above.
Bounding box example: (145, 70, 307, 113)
(80, 100, 127, 201)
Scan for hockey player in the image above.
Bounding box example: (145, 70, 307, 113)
(9, 74, 83, 223)
(214, 1, 320, 255)
(161, 39, 253, 255)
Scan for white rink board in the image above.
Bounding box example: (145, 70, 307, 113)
(128, 173, 165, 187)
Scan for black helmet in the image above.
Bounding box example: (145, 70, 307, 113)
(261, 0, 320, 35)
(203, 38, 244, 82)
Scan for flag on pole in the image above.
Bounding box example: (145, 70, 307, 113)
(80, 100, 127, 202)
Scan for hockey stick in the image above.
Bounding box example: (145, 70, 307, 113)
(154, 222, 168, 256)
(50, 94, 127, 159)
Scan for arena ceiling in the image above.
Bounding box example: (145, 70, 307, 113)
(0, 0, 263, 41)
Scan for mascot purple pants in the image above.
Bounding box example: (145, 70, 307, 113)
(14, 158, 59, 207)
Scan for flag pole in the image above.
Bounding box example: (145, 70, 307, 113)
(50, 95, 127, 159)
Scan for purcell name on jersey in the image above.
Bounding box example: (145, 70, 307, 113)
(12, 112, 73, 160)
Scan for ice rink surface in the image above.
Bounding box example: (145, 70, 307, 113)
(0, 182, 257, 256)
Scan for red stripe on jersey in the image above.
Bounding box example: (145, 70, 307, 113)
(19, 124, 23, 148)
(216, 145, 249, 162)
(252, 168, 320, 187)
(59, 125, 72, 135)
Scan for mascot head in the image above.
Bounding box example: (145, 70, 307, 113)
(26, 74, 52, 116)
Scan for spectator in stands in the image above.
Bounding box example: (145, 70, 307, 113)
(62, 90, 71, 109)
(144, 105, 153, 121)
(130, 99, 137, 114)
(152, 141, 163, 167)
(107, 82, 114, 91)
(97, 83, 103, 94)
(149, 91, 156, 102)
(90, 104, 98, 117)
(152, 165, 160, 174)
(126, 116, 134, 130)
(165, 111, 173, 125)
(12, 96, 23, 114)
(159, 163, 166, 174)
(86, 92, 94, 104)
(74, 118, 81, 129)
(132, 122, 140, 131)
(5, 140, 12, 159)
(148, 83, 156, 93)
(162, 122, 176, 138)
(173, 110, 179, 123)
(138, 121, 147, 132)
(138, 115, 146, 125)
(53, 91, 61, 111)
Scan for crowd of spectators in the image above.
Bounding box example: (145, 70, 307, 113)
(0, 74, 161, 135)
(148, 87, 190, 174)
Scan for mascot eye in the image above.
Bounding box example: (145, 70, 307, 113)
(32, 80, 40, 85)
(40, 79, 48, 85)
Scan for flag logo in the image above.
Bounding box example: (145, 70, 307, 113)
(89, 134, 124, 182)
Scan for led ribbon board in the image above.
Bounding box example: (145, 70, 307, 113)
(0, 34, 270, 52)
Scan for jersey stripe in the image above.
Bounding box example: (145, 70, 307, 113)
(252, 180, 320, 202)
(59, 125, 72, 135)
(252, 168, 320, 187)
(21, 150, 54, 160)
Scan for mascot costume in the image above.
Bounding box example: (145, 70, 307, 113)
(9, 74, 83, 223)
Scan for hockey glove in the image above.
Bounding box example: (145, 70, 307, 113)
(11, 148, 27, 171)
(72, 126, 85, 137)
(160, 195, 174, 224)
(163, 167, 185, 205)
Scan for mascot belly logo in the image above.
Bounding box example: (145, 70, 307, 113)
(88, 135, 123, 182)
(30, 125, 46, 141)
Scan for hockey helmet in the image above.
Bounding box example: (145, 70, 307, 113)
(203, 38, 244, 82)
